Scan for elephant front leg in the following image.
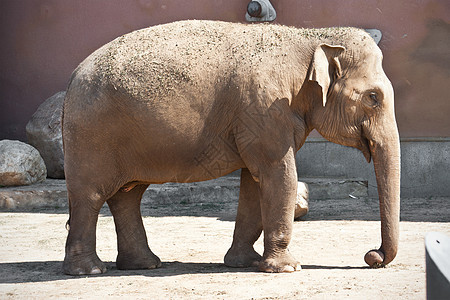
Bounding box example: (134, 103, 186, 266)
(107, 184, 161, 270)
(224, 168, 263, 268)
(258, 154, 301, 273)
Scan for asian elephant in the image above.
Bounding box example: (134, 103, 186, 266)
(62, 20, 400, 275)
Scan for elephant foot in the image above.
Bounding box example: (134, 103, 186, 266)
(224, 246, 262, 268)
(116, 250, 162, 270)
(259, 250, 301, 273)
(63, 253, 107, 275)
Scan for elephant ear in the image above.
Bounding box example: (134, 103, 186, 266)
(307, 44, 345, 106)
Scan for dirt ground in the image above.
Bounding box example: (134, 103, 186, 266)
(1, 197, 449, 299)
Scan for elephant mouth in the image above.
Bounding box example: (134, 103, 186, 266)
(359, 133, 372, 163)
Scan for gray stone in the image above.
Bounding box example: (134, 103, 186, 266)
(26, 91, 65, 178)
(0, 179, 67, 210)
(143, 177, 241, 205)
(0, 140, 47, 186)
(301, 177, 368, 200)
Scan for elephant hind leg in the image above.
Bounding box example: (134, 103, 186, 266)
(107, 184, 161, 270)
(63, 189, 107, 275)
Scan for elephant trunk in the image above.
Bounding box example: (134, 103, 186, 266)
(364, 124, 401, 267)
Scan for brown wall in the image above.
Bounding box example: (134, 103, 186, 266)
(1, 0, 449, 141)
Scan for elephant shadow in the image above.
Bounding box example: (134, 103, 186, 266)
(0, 260, 367, 284)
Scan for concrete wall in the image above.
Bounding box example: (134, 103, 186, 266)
(1, 0, 449, 140)
(296, 138, 450, 197)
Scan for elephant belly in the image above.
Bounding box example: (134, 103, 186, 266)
(134, 124, 244, 183)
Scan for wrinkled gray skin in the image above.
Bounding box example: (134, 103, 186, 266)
(62, 20, 400, 275)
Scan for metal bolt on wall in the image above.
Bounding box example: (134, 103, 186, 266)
(245, 0, 276, 22)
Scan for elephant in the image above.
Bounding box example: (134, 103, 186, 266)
(62, 20, 400, 275)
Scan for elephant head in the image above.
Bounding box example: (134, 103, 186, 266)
(297, 36, 401, 267)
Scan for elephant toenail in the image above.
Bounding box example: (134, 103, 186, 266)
(90, 267, 103, 274)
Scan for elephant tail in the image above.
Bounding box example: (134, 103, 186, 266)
(65, 201, 71, 231)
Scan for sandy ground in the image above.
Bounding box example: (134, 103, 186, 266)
(1, 197, 449, 299)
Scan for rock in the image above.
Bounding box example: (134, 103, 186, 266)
(26, 91, 65, 178)
(294, 181, 309, 220)
(0, 140, 47, 186)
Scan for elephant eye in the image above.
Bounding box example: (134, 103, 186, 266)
(369, 92, 379, 107)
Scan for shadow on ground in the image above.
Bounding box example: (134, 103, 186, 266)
(0, 260, 369, 284)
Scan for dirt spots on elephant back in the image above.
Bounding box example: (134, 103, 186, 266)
(93, 34, 191, 98)
(88, 20, 370, 100)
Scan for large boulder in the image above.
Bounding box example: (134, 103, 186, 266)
(0, 140, 47, 186)
(26, 91, 65, 178)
